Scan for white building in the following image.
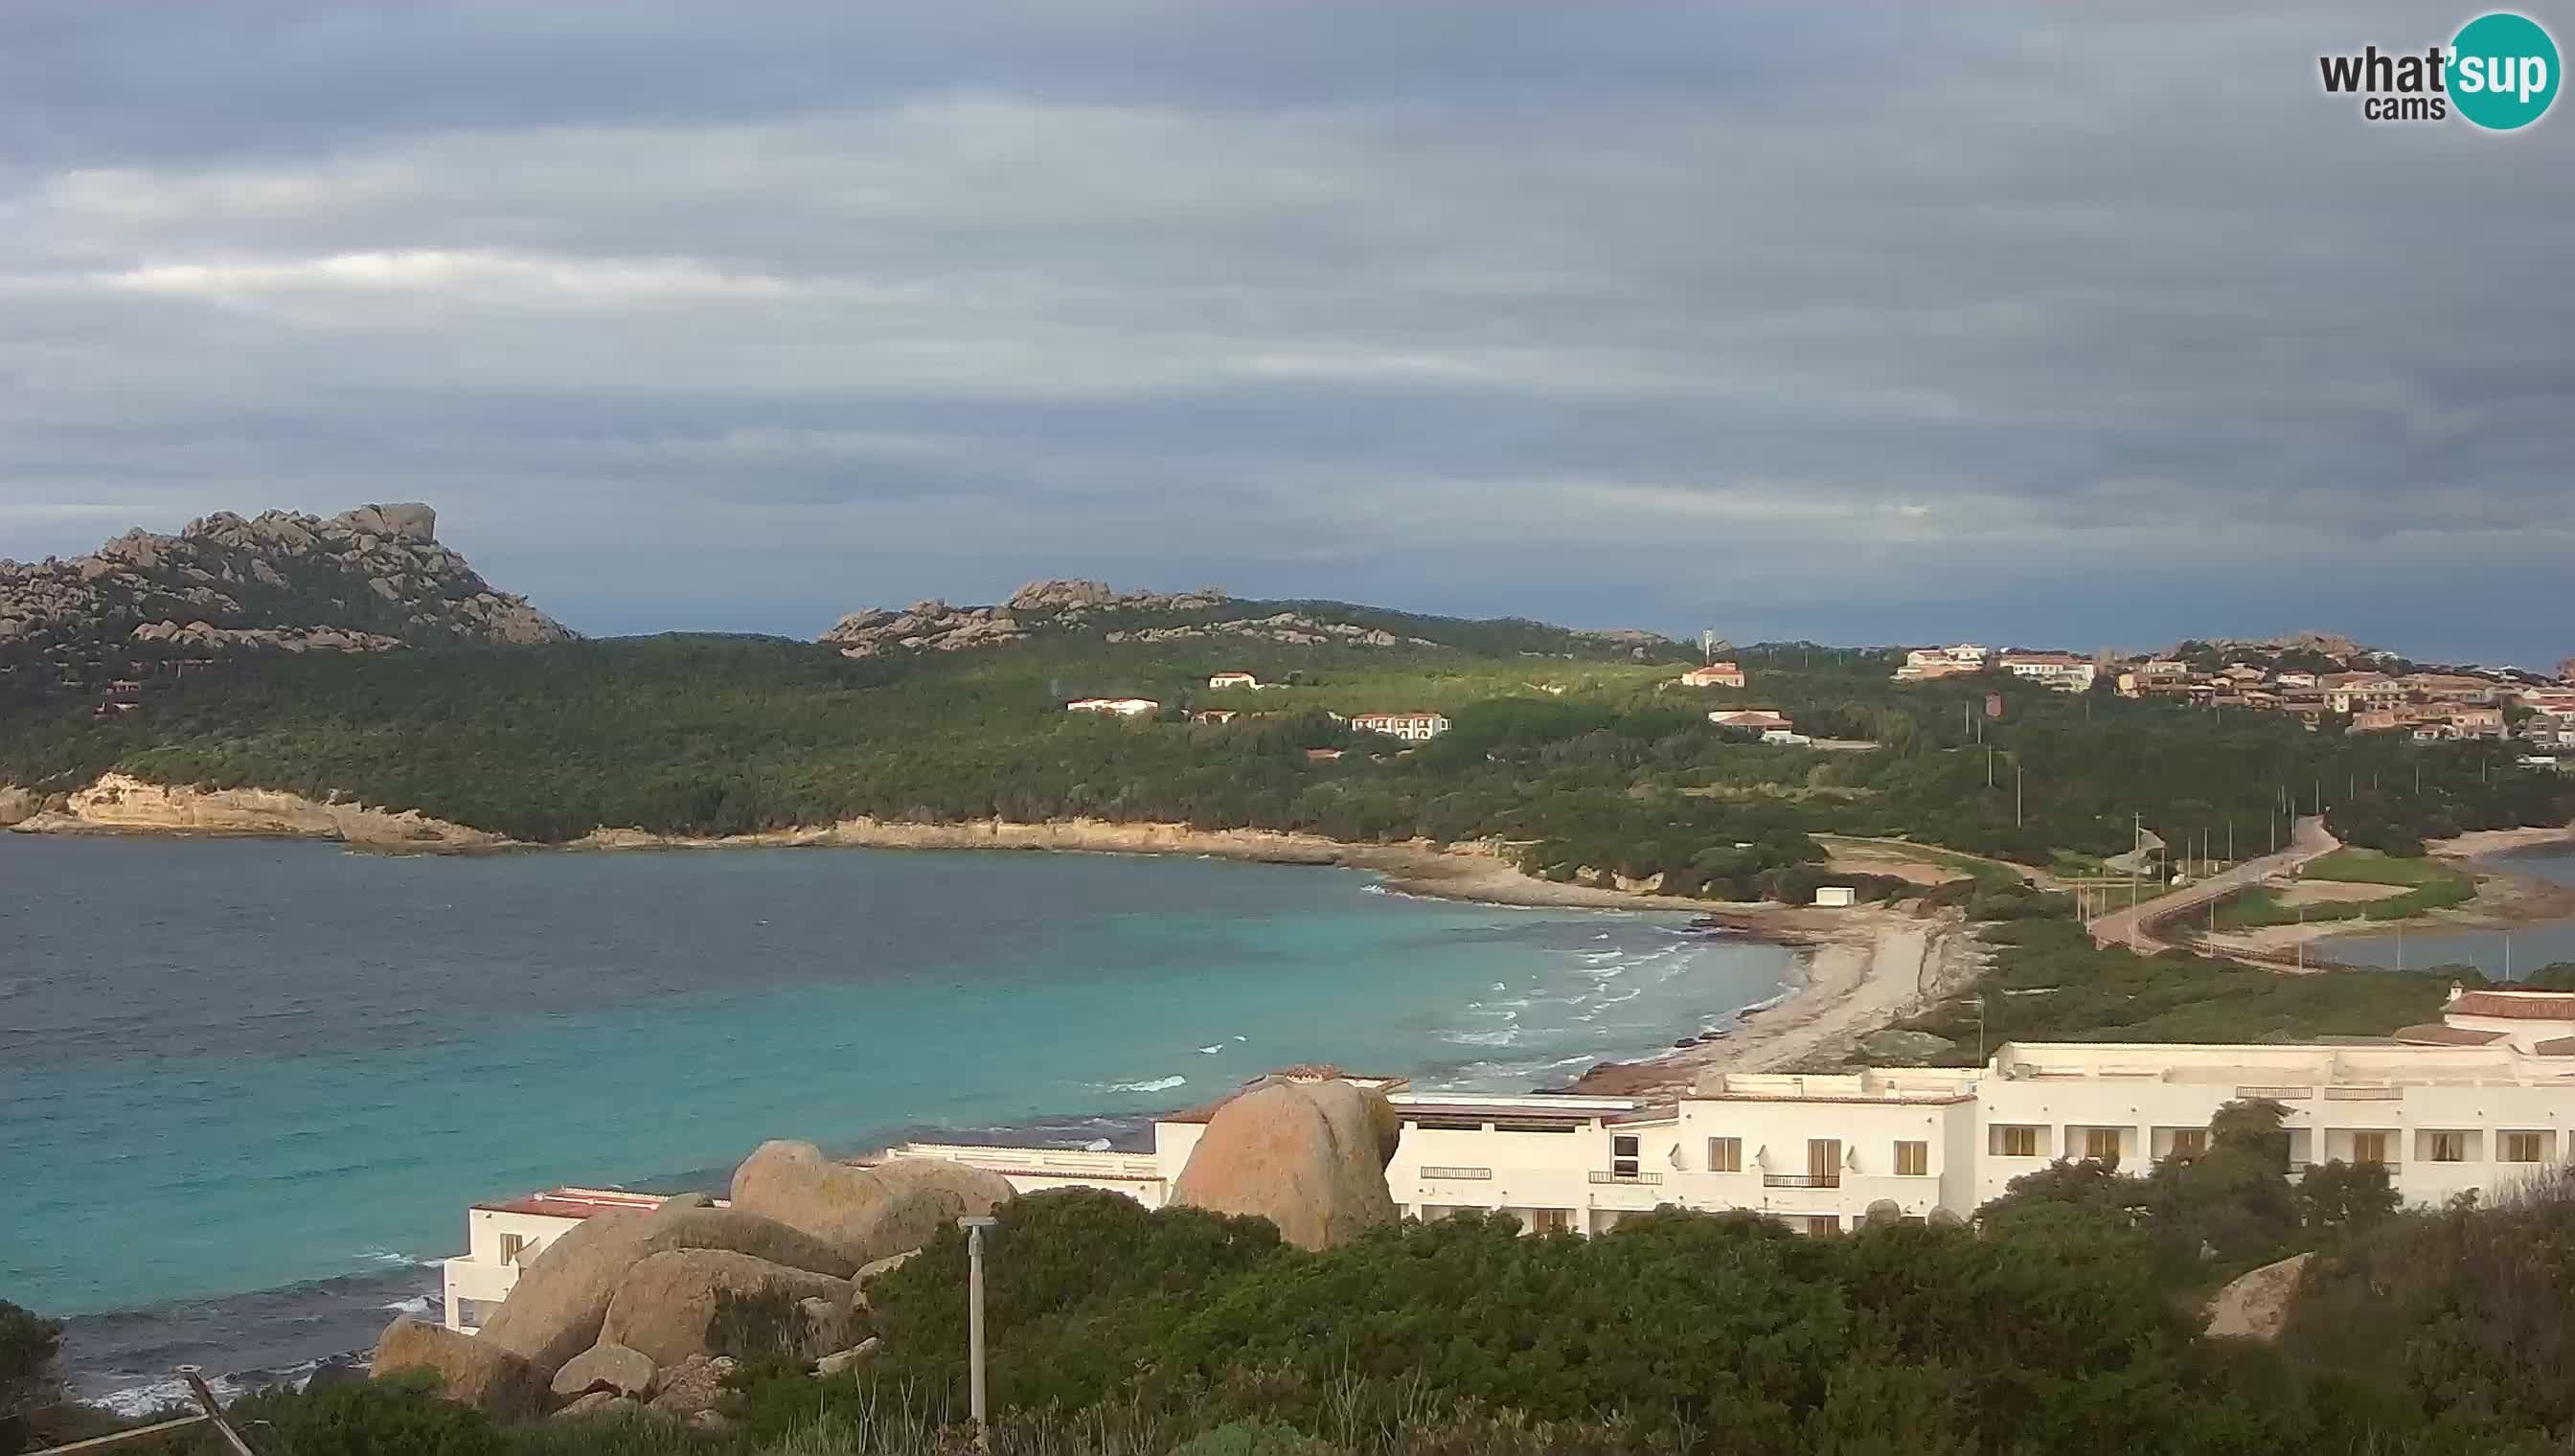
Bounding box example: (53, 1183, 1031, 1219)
(1894, 646, 1990, 683)
(1067, 697, 1160, 717)
(1208, 672, 1262, 690)
(1674, 663, 1745, 689)
(442, 1187, 673, 1332)
(1351, 711, 1450, 741)
(885, 992, 2575, 1237)
(1997, 653, 2098, 693)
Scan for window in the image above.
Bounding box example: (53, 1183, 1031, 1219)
(1894, 1140, 1928, 1177)
(2503, 1131, 2547, 1164)
(1707, 1137, 1743, 1172)
(498, 1233, 527, 1265)
(1612, 1133, 1639, 1178)
(2352, 1131, 2389, 1166)
(2168, 1128, 2207, 1158)
(1527, 1208, 1573, 1236)
(1995, 1126, 2039, 1158)
(1808, 1139, 1841, 1187)
(2084, 1127, 2121, 1163)
(1804, 1216, 1840, 1239)
(2428, 1131, 2468, 1164)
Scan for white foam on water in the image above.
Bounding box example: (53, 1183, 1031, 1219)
(378, 1295, 433, 1315)
(1105, 1075, 1186, 1094)
(1196, 1044, 1223, 1055)
(1443, 1027, 1521, 1048)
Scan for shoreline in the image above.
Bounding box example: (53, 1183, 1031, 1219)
(2190, 828, 2575, 965)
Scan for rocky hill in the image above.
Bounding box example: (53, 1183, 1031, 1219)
(820, 579, 1668, 660)
(0, 504, 572, 684)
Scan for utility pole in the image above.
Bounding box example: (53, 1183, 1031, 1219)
(2016, 762, 2024, 828)
(961, 1215, 998, 1446)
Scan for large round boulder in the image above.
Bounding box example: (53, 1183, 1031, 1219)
(600, 1249, 855, 1368)
(729, 1144, 1015, 1267)
(550, 1342, 658, 1401)
(371, 1316, 549, 1418)
(474, 1197, 855, 1377)
(1167, 1079, 1400, 1249)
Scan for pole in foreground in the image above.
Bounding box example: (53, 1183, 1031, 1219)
(960, 1215, 998, 1445)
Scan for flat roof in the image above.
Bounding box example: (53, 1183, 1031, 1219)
(472, 1187, 673, 1219)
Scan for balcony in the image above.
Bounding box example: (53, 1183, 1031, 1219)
(1589, 1170, 1663, 1185)
(1419, 1166, 1493, 1181)
(2235, 1085, 2315, 1101)
(1762, 1173, 1841, 1190)
(2323, 1086, 2403, 1102)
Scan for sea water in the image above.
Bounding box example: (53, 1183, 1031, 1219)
(2329, 847, 2575, 979)
(0, 835, 1794, 1407)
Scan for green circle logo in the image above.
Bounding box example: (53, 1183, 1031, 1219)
(2450, 12, 2560, 129)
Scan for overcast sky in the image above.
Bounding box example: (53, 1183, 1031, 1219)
(2, 2, 2567, 664)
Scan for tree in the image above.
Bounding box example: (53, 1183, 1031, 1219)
(2296, 1159, 2399, 1236)
(0, 1300, 62, 1456)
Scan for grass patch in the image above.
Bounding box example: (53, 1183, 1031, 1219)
(2305, 847, 2471, 888)
(1900, 919, 2456, 1057)
(1812, 834, 2020, 885)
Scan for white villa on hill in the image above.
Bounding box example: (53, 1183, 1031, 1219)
(1208, 672, 1262, 690)
(1997, 653, 2098, 693)
(1066, 696, 1160, 717)
(441, 990, 2575, 1327)
(1674, 662, 1745, 689)
(1351, 711, 1449, 741)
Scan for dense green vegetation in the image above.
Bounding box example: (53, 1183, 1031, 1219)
(3, 626, 2566, 899)
(2210, 849, 2481, 930)
(0, 1300, 62, 1456)
(54, 1147, 2575, 1456)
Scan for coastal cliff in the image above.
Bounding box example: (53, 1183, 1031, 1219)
(9, 772, 504, 848)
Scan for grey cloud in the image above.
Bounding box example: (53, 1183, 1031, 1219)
(0, 0, 2567, 661)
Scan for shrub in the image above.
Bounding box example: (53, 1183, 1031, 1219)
(222, 1373, 499, 1456)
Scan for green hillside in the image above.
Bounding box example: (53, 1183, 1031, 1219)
(2, 621, 2566, 896)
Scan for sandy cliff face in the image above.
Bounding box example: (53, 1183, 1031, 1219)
(0, 785, 37, 827)
(11, 772, 506, 848)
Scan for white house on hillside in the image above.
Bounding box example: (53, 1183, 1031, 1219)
(1352, 711, 1449, 741)
(1208, 672, 1262, 690)
(1067, 697, 1160, 717)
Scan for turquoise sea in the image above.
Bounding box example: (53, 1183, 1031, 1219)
(0, 835, 1794, 1407)
(2329, 846, 2575, 979)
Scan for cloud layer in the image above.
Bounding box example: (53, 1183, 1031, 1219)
(2, 1, 2568, 662)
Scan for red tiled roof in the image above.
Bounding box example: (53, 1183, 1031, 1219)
(2449, 991, 2575, 1020)
(2393, 1023, 2507, 1046)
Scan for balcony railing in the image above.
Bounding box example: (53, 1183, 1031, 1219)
(1419, 1165, 1493, 1181)
(1589, 1170, 1664, 1185)
(2235, 1085, 2315, 1101)
(2324, 1086, 2404, 1101)
(1762, 1173, 1840, 1189)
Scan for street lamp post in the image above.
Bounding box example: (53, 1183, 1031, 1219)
(960, 1215, 998, 1444)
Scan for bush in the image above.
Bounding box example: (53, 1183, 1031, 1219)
(221, 1374, 498, 1456)
(703, 1282, 804, 1365)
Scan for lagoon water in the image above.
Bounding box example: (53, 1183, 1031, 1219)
(0, 835, 1794, 1407)
(2330, 847, 2575, 979)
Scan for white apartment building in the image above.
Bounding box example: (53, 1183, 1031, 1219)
(1998, 653, 2099, 693)
(443, 995, 2575, 1327)
(880, 990, 2575, 1237)
(1351, 711, 1450, 741)
(1894, 645, 1990, 683)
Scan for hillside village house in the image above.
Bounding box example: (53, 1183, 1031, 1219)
(1675, 662, 1746, 689)
(1709, 709, 1795, 735)
(1352, 711, 1450, 741)
(1208, 672, 1261, 690)
(1191, 709, 1239, 725)
(1066, 696, 1160, 717)
(447, 992, 2575, 1321)
(1997, 652, 2097, 693)
(1894, 645, 1989, 682)
(2324, 674, 2405, 715)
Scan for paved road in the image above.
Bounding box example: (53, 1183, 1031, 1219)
(2087, 815, 2338, 953)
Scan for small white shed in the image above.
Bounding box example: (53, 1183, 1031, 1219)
(1812, 885, 1857, 908)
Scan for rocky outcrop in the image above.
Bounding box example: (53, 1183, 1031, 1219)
(550, 1342, 658, 1401)
(551, 1392, 641, 1422)
(729, 1143, 1015, 1267)
(600, 1250, 854, 1368)
(818, 580, 1229, 657)
(371, 1316, 550, 1418)
(2205, 1251, 2312, 1342)
(1168, 1078, 1401, 1250)
(1101, 613, 1434, 648)
(0, 787, 35, 828)
(0, 502, 571, 687)
(646, 1354, 737, 1422)
(474, 1198, 856, 1376)
(11, 773, 505, 847)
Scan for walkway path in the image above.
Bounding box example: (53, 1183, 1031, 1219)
(2087, 815, 2337, 954)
